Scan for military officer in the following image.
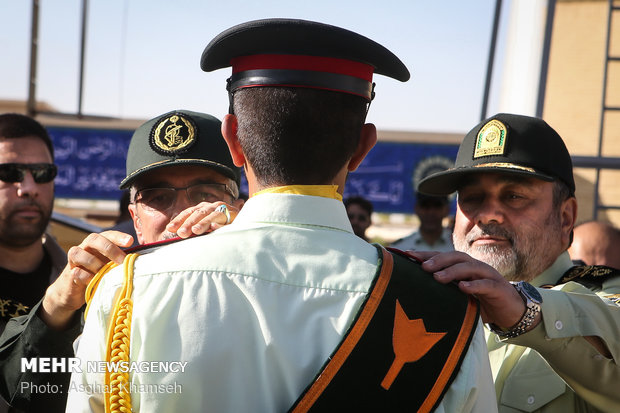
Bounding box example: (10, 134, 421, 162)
(416, 113, 620, 412)
(0, 110, 241, 412)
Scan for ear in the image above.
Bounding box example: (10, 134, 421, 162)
(347, 123, 377, 172)
(128, 204, 145, 245)
(233, 197, 246, 209)
(222, 114, 246, 167)
(561, 196, 578, 248)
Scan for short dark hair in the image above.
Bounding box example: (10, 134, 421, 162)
(552, 180, 575, 246)
(552, 180, 572, 209)
(233, 87, 367, 186)
(344, 196, 373, 216)
(0, 113, 54, 159)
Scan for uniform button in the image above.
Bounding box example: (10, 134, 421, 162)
(594, 354, 604, 361)
(527, 395, 535, 405)
(544, 335, 552, 341)
(554, 320, 563, 330)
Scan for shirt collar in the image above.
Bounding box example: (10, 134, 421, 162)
(232, 187, 352, 233)
(253, 185, 342, 201)
(531, 251, 574, 287)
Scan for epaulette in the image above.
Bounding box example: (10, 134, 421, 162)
(557, 265, 620, 290)
(124, 233, 203, 254)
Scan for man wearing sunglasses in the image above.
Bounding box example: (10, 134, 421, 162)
(0, 110, 242, 413)
(0, 113, 66, 413)
(0, 113, 64, 333)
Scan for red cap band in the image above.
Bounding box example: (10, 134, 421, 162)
(231, 54, 374, 82)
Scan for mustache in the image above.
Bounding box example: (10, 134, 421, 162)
(466, 224, 514, 245)
(8, 199, 44, 214)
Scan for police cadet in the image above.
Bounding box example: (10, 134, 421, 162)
(67, 19, 496, 413)
(0, 110, 240, 413)
(416, 113, 620, 412)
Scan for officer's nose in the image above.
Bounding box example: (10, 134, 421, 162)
(16, 171, 39, 198)
(475, 196, 504, 225)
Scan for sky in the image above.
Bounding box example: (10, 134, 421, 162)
(1, 0, 509, 134)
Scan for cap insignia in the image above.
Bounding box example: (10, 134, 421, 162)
(473, 119, 507, 159)
(150, 114, 197, 155)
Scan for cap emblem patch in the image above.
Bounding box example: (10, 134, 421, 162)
(150, 114, 197, 155)
(473, 119, 507, 159)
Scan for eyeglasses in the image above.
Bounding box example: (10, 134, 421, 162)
(0, 163, 57, 184)
(134, 183, 234, 212)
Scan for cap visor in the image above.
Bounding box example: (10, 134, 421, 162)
(119, 159, 240, 190)
(417, 167, 556, 196)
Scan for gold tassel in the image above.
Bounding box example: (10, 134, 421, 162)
(84, 253, 139, 413)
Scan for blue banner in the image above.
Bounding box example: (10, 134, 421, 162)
(49, 126, 133, 201)
(343, 141, 458, 213)
(48, 125, 458, 213)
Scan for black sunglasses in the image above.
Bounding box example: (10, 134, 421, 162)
(0, 163, 57, 184)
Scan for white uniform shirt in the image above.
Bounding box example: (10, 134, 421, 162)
(66, 192, 495, 412)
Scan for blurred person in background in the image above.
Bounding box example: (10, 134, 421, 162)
(344, 195, 373, 242)
(569, 220, 620, 269)
(390, 192, 453, 252)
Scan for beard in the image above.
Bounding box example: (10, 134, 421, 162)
(0, 199, 52, 247)
(453, 211, 563, 282)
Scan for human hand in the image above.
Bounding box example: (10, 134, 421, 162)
(408, 250, 534, 330)
(40, 230, 133, 330)
(166, 201, 239, 238)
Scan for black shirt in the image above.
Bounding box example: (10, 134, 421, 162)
(0, 251, 51, 325)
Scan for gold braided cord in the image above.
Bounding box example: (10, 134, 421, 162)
(103, 252, 138, 413)
(84, 260, 119, 320)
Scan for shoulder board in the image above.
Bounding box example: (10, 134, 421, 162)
(557, 265, 620, 288)
(124, 233, 207, 255)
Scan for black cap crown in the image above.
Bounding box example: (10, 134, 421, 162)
(120, 110, 240, 189)
(200, 18, 410, 102)
(418, 113, 575, 195)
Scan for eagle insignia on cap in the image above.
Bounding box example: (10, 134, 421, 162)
(473, 119, 507, 159)
(150, 114, 197, 155)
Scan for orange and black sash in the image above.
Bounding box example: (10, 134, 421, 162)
(288, 246, 479, 413)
